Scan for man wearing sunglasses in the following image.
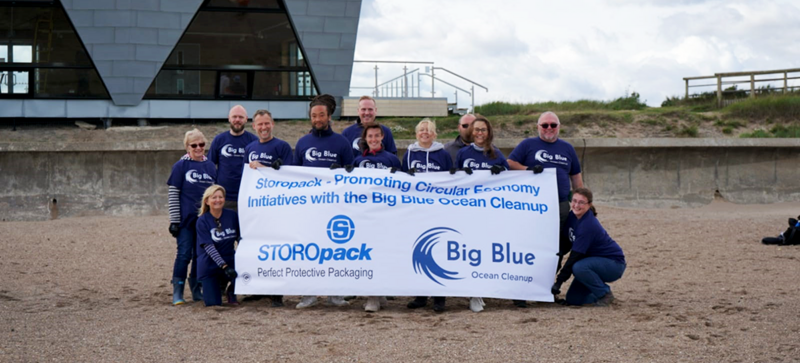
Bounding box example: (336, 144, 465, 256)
(208, 105, 258, 210)
(507, 111, 584, 273)
(444, 113, 477, 162)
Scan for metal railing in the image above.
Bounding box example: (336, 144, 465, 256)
(351, 60, 488, 113)
(683, 68, 800, 107)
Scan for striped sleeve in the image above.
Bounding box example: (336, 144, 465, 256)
(202, 243, 228, 268)
(168, 186, 181, 223)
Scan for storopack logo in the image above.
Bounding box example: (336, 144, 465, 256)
(411, 227, 464, 286)
(327, 215, 355, 244)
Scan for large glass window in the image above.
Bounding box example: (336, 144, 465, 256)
(0, 1, 109, 98)
(146, 0, 318, 100)
(205, 0, 282, 10)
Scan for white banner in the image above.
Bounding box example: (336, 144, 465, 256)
(236, 166, 559, 302)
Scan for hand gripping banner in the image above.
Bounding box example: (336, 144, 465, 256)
(236, 166, 559, 302)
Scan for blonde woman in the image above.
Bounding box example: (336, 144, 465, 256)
(166, 129, 216, 305)
(196, 185, 240, 306)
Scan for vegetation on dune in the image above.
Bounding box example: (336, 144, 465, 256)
(365, 91, 800, 139)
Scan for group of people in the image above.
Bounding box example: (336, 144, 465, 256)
(166, 94, 626, 311)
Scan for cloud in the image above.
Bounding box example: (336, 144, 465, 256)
(351, 0, 800, 107)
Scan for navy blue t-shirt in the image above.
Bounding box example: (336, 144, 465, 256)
(354, 149, 401, 169)
(508, 137, 581, 202)
(401, 145, 453, 173)
(456, 144, 509, 170)
(294, 127, 355, 167)
(167, 159, 217, 229)
(342, 123, 397, 157)
(567, 210, 625, 264)
(208, 131, 258, 201)
(196, 209, 239, 280)
(245, 137, 294, 167)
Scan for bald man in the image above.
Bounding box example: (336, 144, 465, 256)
(208, 105, 258, 210)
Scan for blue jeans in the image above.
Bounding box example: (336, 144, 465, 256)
(172, 226, 197, 280)
(565, 257, 626, 306)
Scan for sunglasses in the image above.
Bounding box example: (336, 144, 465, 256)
(460, 124, 470, 129)
(539, 123, 559, 129)
(214, 218, 222, 233)
(189, 142, 206, 149)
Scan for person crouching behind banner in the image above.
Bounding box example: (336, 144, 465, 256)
(196, 185, 240, 307)
(454, 115, 510, 312)
(551, 188, 626, 306)
(353, 124, 401, 171)
(404, 119, 453, 313)
(167, 129, 217, 305)
(352, 123, 400, 312)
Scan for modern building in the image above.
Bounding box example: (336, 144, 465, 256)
(0, 0, 361, 120)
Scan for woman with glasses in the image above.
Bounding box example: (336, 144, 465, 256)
(196, 185, 240, 307)
(454, 115, 508, 312)
(166, 129, 217, 305)
(551, 187, 626, 306)
(455, 115, 509, 174)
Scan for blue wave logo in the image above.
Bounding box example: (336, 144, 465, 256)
(412, 227, 463, 286)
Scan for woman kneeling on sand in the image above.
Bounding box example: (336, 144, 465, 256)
(196, 185, 240, 306)
(551, 188, 626, 306)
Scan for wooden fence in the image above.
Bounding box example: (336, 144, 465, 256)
(683, 68, 800, 107)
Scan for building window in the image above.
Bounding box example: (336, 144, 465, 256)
(145, 0, 318, 100)
(0, 2, 109, 98)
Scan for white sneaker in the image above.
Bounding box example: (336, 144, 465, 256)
(469, 297, 485, 313)
(364, 297, 380, 312)
(296, 296, 318, 309)
(327, 296, 349, 306)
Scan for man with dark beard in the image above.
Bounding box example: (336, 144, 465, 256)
(208, 105, 258, 210)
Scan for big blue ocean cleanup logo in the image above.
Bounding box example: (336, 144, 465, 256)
(412, 227, 538, 286)
(257, 215, 370, 264)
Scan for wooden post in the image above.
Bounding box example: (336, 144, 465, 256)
(750, 74, 755, 98)
(717, 75, 722, 108)
(784, 72, 788, 94)
(685, 79, 689, 99)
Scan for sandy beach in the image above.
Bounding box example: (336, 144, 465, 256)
(2, 198, 799, 362)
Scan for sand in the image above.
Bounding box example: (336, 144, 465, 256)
(2, 199, 799, 362)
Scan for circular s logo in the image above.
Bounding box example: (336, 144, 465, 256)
(352, 137, 361, 150)
(327, 215, 355, 244)
(185, 170, 198, 183)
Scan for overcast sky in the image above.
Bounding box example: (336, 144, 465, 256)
(349, 0, 800, 108)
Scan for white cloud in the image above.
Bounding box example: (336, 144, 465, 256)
(350, 0, 800, 107)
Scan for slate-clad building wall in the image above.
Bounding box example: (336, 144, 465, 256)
(0, 0, 362, 119)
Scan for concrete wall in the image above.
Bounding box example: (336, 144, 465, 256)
(2, 138, 799, 221)
(341, 97, 449, 117)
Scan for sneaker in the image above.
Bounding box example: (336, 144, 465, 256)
(469, 297, 485, 313)
(432, 301, 445, 313)
(271, 295, 284, 308)
(513, 300, 528, 308)
(379, 296, 389, 307)
(364, 297, 380, 312)
(296, 296, 318, 309)
(327, 296, 349, 306)
(407, 297, 427, 309)
(594, 291, 615, 307)
(762, 235, 784, 245)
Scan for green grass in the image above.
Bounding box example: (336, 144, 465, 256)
(475, 92, 648, 116)
(724, 94, 800, 119)
(739, 124, 800, 138)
